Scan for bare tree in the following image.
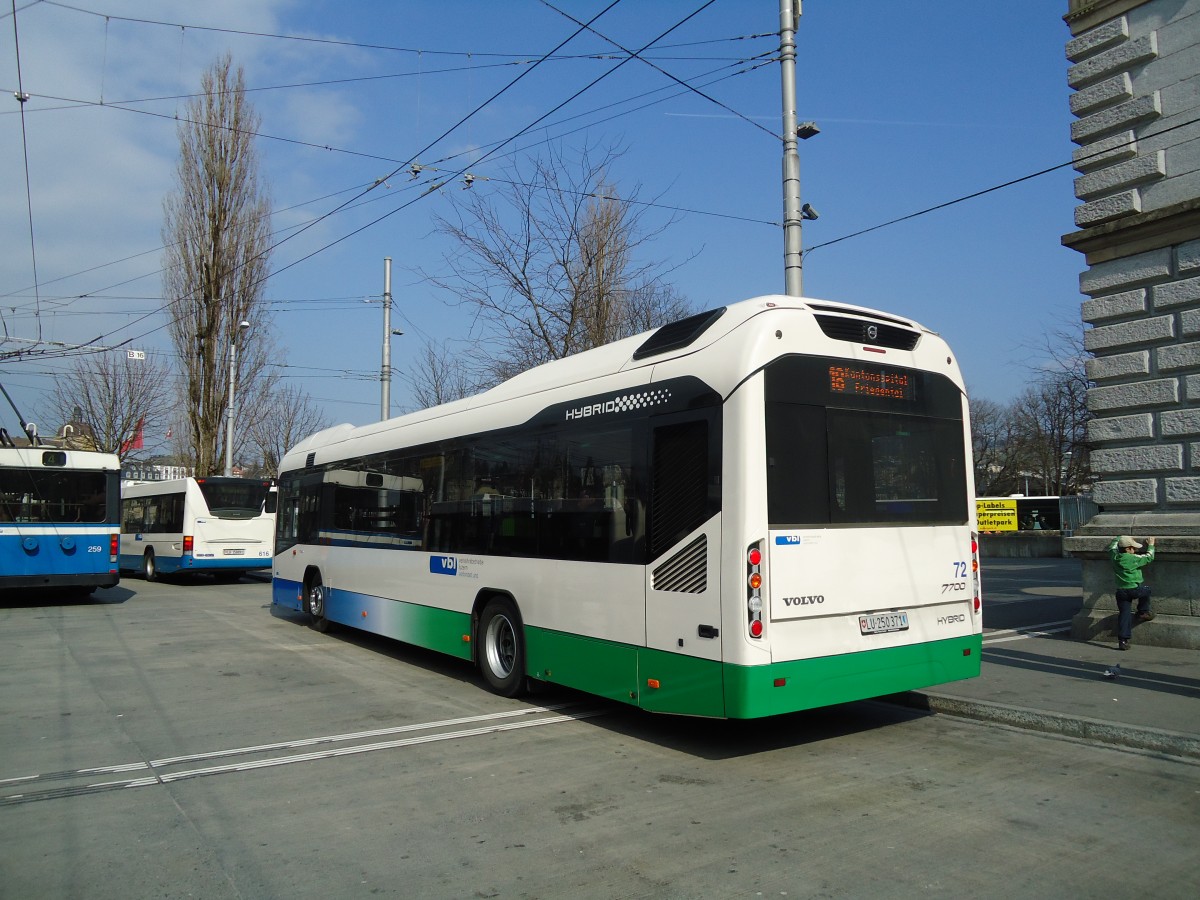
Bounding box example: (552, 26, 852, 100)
(408, 339, 478, 410)
(426, 142, 691, 383)
(241, 383, 327, 475)
(973, 324, 1093, 497)
(162, 54, 272, 476)
(43, 351, 173, 454)
(1010, 381, 1091, 496)
(970, 395, 1024, 496)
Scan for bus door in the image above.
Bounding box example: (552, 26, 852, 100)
(642, 413, 724, 715)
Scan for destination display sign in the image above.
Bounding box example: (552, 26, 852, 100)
(827, 364, 914, 402)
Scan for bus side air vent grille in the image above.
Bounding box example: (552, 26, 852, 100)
(305, 452, 316, 468)
(814, 315, 920, 351)
(652, 534, 708, 593)
(632, 307, 727, 360)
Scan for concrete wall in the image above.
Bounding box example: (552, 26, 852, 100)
(980, 533, 1066, 558)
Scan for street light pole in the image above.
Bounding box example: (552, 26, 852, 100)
(224, 320, 250, 476)
(779, 0, 803, 297)
(381, 257, 393, 421)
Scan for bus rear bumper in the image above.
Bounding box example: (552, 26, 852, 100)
(723, 635, 983, 719)
(1, 572, 119, 591)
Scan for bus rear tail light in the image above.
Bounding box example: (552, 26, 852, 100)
(971, 531, 981, 613)
(183, 535, 194, 554)
(747, 541, 764, 639)
(109, 533, 119, 564)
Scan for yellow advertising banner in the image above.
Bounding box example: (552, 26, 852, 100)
(976, 498, 1018, 532)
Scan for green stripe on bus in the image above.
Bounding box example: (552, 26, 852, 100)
(525, 627, 981, 719)
(335, 591, 474, 661)
(525, 627, 641, 706)
(722, 636, 983, 719)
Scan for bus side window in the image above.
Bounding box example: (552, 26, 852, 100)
(649, 418, 710, 558)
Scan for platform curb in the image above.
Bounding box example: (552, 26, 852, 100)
(885, 690, 1200, 762)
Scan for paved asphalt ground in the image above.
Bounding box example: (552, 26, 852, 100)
(1, 558, 1197, 899)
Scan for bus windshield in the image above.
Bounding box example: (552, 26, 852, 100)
(0, 469, 111, 523)
(196, 479, 272, 519)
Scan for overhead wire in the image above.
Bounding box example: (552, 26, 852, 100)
(12, 0, 1188, 408)
(37, 0, 764, 61)
(259, 0, 723, 286)
(4, 0, 639, 361)
(804, 113, 1200, 255)
(539, 0, 779, 142)
(1, 13, 775, 319)
(8, 0, 43, 340)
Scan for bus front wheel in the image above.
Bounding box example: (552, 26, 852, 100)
(478, 598, 526, 698)
(306, 575, 330, 633)
(142, 550, 157, 582)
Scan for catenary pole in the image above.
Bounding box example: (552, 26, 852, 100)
(779, 0, 803, 297)
(381, 257, 392, 421)
(224, 320, 249, 476)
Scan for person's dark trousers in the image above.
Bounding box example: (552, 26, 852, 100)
(1115, 584, 1152, 640)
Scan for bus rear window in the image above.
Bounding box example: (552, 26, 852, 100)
(764, 356, 968, 527)
(196, 479, 272, 519)
(767, 405, 967, 526)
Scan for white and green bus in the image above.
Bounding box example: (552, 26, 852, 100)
(272, 296, 981, 718)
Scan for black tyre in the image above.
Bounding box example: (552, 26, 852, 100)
(142, 550, 157, 582)
(478, 598, 525, 698)
(306, 574, 330, 633)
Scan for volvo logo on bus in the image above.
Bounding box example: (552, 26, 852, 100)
(565, 388, 672, 421)
(866, 324, 879, 341)
(782, 595, 824, 606)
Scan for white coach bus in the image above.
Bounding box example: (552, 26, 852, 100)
(272, 296, 981, 718)
(121, 476, 276, 580)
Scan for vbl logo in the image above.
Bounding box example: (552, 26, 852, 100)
(430, 556, 458, 576)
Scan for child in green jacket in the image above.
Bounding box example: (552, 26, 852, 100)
(1109, 535, 1156, 651)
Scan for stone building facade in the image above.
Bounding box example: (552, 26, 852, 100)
(1062, 0, 1200, 648)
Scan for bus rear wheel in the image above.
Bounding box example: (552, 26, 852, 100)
(142, 550, 157, 582)
(306, 575, 330, 633)
(478, 598, 525, 698)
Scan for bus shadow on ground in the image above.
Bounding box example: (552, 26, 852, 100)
(267, 607, 926, 760)
(587, 697, 927, 760)
(0, 584, 134, 608)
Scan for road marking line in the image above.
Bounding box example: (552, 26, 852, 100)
(2, 708, 603, 806)
(983, 620, 1073, 645)
(150, 703, 579, 767)
(158, 711, 606, 783)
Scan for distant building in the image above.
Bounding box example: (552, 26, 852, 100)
(1062, 0, 1200, 648)
(57, 406, 100, 451)
(121, 462, 195, 482)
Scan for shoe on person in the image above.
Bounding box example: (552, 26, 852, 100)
(1136, 611, 1155, 622)
(1118, 640, 1130, 651)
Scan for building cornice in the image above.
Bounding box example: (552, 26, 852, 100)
(1062, 198, 1200, 265)
(1065, 0, 1150, 34)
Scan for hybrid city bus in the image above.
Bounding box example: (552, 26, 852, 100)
(0, 444, 121, 595)
(272, 296, 981, 718)
(121, 476, 276, 580)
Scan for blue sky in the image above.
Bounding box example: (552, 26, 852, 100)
(1, 0, 1082, 439)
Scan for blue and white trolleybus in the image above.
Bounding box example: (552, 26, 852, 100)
(0, 444, 121, 595)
